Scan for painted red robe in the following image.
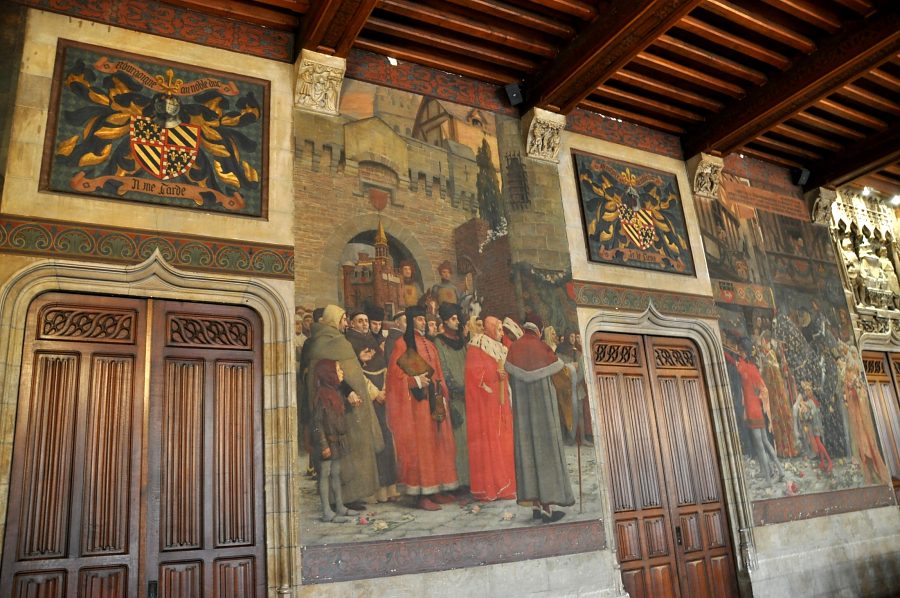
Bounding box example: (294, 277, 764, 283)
(465, 338, 516, 501)
(386, 333, 458, 495)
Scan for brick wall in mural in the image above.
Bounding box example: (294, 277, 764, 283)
(294, 79, 600, 558)
(41, 40, 269, 217)
(698, 176, 890, 502)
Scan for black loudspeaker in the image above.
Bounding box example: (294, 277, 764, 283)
(504, 83, 524, 106)
(792, 167, 810, 186)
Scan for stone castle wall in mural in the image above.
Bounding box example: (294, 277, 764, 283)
(699, 176, 890, 502)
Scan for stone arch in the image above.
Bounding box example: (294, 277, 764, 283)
(312, 212, 436, 304)
(0, 250, 299, 595)
(582, 302, 756, 585)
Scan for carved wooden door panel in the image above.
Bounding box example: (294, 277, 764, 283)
(1, 293, 147, 597)
(144, 300, 266, 598)
(592, 332, 738, 598)
(862, 352, 900, 482)
(1, 294, 266, 598)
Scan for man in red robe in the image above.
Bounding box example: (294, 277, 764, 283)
(386, 306, 459, 510)
(465, 316, 516, 501)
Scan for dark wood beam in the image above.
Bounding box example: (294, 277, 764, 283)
(524, 0, 703, 114)
(298, 0, 376, 57)
(805, 122, 900, 190)
(682, 5, 900, 157)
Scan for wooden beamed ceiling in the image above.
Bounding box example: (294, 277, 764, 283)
(160, 0, 900, 197)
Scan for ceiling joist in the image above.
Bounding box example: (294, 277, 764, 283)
(806, 122, 900, 191)
(523, 0, 703, 114)
(298, 0, 377, 58)
(682, 4, 900, 157)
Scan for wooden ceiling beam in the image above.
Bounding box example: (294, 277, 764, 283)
(806, 121, 900, 190)
(838, 83, 900, 116)
(353, 37, 518, 84)
(364, 17, 539, 72)
(593, 86, 706, 122)
(704, 0, 816, 54)
(760, 0, 841, 34)
(528, 0, 596, 19)
(523, 0, 703, 114)
(298, 0, 376, 56)
(379, 0, 557, 57)
(675, 16, 792, 70)
(771, 123, 843, 151)
(654, 34, 767, 85)
(832, 0, 876, 17)
(682, 6, 900, 157)
(579, 100, 687, 134)
(633, 52, 746, 97)
(817, 98, 887, 129)
(611, 70, 725, 111)
(160, 0, 300, 29)
(441, 0, 575, 38)
(868, 66, 900, 93)
(739, 146, 804, 168)
(791, 111, 867, 140)
(753, 134, 824, 160)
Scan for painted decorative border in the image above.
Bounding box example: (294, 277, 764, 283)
(567, 281, 718, 319)
(567, 108, 682, 160)
(12, 0, 294, 61)
(0, 215, 293, 279)
(345, 49, 518, 117)
(301, 519, 605, 584)
(752, 486, 896, 526)
(712, 280, 775, 308)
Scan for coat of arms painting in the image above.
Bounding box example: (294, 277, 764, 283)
(574, 150, 695, 276)
(41, 40, 269, 217)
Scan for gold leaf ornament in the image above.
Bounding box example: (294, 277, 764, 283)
(214, 161, 241, 187)
(56, 135, 80, 157)
(78, 143, 111, 166)
(241, 160, 259, 183)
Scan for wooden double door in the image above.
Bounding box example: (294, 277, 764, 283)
(0, 293, 266, 597)
(592, 332, 738, 598)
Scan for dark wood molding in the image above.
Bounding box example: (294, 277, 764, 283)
(524, 0, 702, 114)
(682, 5, 900, 157)
(298, 0, 377, 58)
(805, 122, 900, 191)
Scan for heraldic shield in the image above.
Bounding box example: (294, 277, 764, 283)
(130, 116, 200, 180)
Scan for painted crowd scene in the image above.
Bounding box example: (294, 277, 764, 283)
(293, 81, 601, 545)
(698, 179, 890, 501)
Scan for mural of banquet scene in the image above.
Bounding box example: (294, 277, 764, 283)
(697, 177, 890, 501)
(293, 80, 602, 546)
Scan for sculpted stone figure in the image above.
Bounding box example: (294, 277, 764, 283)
(840, 236, 862, 305)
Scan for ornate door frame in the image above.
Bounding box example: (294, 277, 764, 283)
(582, 303, 756, 593)
(0, 250, 300, 595)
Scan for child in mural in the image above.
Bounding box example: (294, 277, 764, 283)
(725, 341, 785, 484)
(311, 359, 361, 523)
(792, 380, 833, 475)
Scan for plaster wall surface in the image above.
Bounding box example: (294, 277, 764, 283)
(749, 506, 900, 598)
(296, 550, 627, 598)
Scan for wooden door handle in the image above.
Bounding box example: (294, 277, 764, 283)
(675, 526, 683, 546)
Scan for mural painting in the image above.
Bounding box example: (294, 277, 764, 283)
(41, 40, 269, 217)
(293, 80, 602, 550)
(698, 178, 890, 501)
(573, 150, 695, 275)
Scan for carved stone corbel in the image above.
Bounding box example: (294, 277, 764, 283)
(294, 49, 346, 115)
(521, 108, 566, 163)
(685, 153, 724, 201)
(806, 187, 838, 226)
